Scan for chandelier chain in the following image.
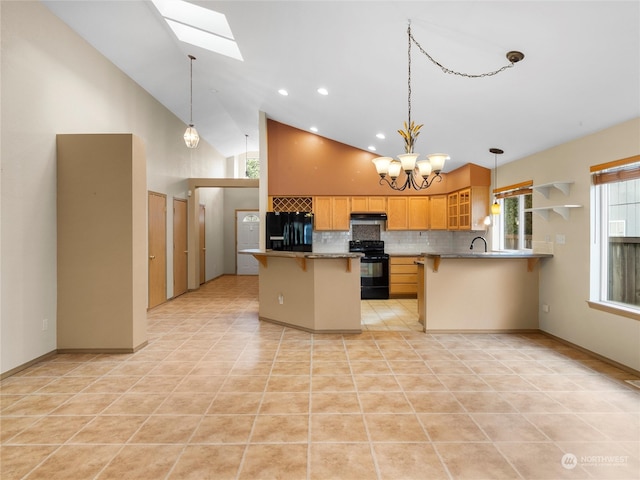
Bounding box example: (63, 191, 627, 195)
(408, 27, 516, 78)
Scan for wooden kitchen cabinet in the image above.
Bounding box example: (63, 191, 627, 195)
(351, 196, 368, 212)
(458, 189, 471, 229)
(429, 195, 447, 230)
(350, 196, 387, 212)
(368, 196, 387, 212)
(387, 196, 429, 230)
(408, 197, 429, 230)
(314, 196, 350, 231)
(448, 191, 459, 230)
(390, 256, 420, 297)
(386, 197, 408, 230)
(448, 187, 489, 231)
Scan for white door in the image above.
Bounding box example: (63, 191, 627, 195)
(237, 210, 260, 275)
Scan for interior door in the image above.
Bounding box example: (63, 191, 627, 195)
(236, 210, 259, 275)
(148, 192, 167, 308)
(199, 204, 205, 285)
(173, 198, 188, 297)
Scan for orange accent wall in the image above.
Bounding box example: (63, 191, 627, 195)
(267, 119, 488, 196)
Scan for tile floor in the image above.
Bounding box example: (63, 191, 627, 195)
(1, 275, 639, 479)
(361, 298, 423, 332)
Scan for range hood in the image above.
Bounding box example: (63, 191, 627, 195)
(350, 212, 387, 221)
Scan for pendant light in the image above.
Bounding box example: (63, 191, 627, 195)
(244, 134, 249, 178)
(184, 54, 200, 148)
(490, 148, 503, 215)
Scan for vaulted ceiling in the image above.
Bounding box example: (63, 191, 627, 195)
(42, 1, 639, 171)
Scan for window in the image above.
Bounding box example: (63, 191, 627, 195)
(245, 156, 259, 179)
(494, 182, 533, 251)
(591, 156, 640, 312)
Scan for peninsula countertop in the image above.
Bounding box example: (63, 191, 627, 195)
(422, 251, 553, 259)
(239, 249, 363, 259)
(418, 250, 553, 274)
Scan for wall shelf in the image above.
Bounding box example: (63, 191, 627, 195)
(532, 181, 574, 198)
(525, 205, 582, 220)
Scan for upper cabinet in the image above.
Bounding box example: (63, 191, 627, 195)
(351, 196, 387, 212)
(314, 196, 350, 231)
(448, 187, 489, 231)
(429, 195, 448, 230)
(387, 196, 429, 230)
(408, 197, 429, 230)
(447, 191, 459, 230)
(386, 197, 408, 230)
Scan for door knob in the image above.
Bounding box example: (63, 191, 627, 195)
(149, 255, 156, 260)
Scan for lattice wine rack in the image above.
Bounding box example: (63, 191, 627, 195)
(271, 196, 313, 212)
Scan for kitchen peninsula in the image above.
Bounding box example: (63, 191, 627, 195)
(417, 252, 553, 332)
(241, 250, 363, 333)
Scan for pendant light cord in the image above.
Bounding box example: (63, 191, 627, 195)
(188, 54, 196, 125)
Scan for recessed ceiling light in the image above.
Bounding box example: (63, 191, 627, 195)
(317, 87, 329, 96)
(278, 89, 289, 96)
(368, 146, 377, 151)
(310, 126, 318, 133)
(376, 133, 386, 139)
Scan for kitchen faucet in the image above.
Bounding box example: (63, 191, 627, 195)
(470, 236, 487, 252)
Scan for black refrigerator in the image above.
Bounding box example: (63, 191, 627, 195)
(266, 212, 313, 252)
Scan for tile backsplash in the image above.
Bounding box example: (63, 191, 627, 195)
(352, 224, 381, 241)
(313, 228, 490, 254)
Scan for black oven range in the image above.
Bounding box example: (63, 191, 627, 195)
(348, 240, 390, 300)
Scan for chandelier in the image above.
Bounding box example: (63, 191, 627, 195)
(184, 54, 200, 149)
(372, 21, 524, 191)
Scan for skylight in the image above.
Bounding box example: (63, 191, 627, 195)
(152, 0, 243, 61)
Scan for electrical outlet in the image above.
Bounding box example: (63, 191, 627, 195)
(42, 318, 48, 331)
(278, 294, 284, 305)
(556, 234, 566, 245)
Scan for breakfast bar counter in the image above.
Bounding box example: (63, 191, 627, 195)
(417, 252, 553, 332)
(240, 250, 363, 333)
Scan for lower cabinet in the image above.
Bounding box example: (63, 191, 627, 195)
(389, 256, 420, 297)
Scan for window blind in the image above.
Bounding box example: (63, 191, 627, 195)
(493, 180, 533, 199)
(591, 155, 640, 185)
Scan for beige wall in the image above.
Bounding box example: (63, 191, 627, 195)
(495, 118, 640, 370)
(0, 1, 226, 374)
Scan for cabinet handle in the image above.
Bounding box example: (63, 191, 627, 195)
(149, 255, 155, 260)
